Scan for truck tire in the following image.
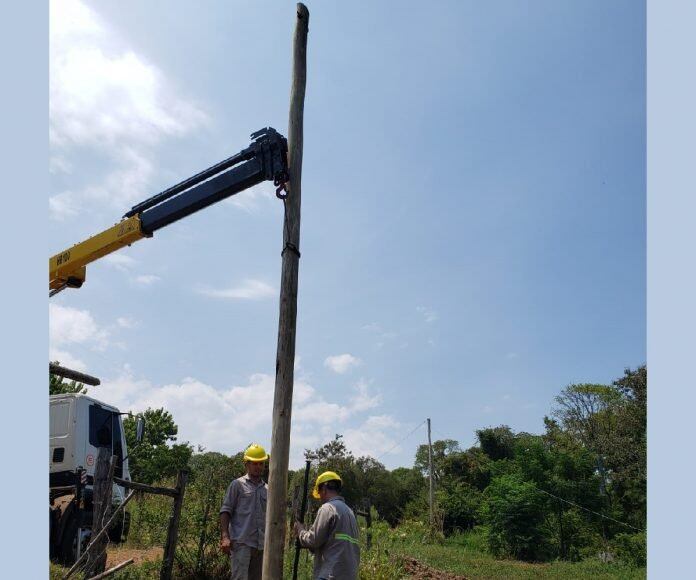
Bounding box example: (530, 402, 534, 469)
(58, 514, 79, 565)
(107, 509, 126, 543)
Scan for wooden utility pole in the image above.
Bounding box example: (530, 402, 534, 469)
(427, 418, 434, 528)
(262, 4, 309, 579)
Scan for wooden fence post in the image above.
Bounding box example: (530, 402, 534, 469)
(85, 449, 115, 577)
(160, 470, 189, 580)
(365, 499, 372, 552)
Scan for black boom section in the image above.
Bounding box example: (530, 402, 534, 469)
(140, 158, 264, 234)
(128, 127, 288, 235)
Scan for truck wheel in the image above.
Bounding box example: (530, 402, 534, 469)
(122, 510, 131, 540)
(58, 515, 79, 565)
(107, 509, 125, 543)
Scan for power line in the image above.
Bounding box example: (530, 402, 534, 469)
(536, 487, 643, 532)
(375, 419, 427, 463)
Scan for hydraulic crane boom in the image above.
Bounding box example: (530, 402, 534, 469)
(49, 128, 288, 295)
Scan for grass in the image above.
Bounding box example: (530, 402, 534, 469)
(49, 518, 646, 579)
(369, 521, 646, 580)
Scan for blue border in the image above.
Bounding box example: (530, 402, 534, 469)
(1, 1, 47, 577)
(647, 0, 696, 575)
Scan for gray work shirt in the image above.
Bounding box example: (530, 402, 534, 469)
(220, 474, 268, 550)
(298, 496, 360, 579)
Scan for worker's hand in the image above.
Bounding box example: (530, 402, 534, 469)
(293, 522, 306, 537)
(220, 536, 233, 555)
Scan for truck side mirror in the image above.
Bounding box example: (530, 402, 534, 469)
(136, 416, 145, 443)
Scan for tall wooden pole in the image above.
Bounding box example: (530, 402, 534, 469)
(262, 4, 309, 579)
(427, 418, 434, 528)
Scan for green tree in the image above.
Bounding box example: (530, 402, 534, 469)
(551, 383, 621, 455)
(124, 408, 193, 484)
(606, 366, 647, 529)
(483, 473, 551, 561)
(414, 439, 460, 480)
(437, 480, 482, 532)
(476, 425, 516, 461)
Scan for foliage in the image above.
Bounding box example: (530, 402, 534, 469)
(123, 408, 193, 484)
(482, 474, 552, 561)
(437, 480, 482, 532)
(414, 438, 461, 479)
(98, 365, 646, 576)
(610, 532, 647, 567)
(476, 425, 516, 461)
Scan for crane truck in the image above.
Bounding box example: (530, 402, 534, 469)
(49, 364, 145, 563)
(49, 128, 289, 563)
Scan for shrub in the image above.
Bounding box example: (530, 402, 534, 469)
(483, 474, 552, 561)
(611, 532, 646, 567)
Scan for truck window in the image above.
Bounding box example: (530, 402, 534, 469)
(89, 405, 113, 449)
(50, 402, 71, 437)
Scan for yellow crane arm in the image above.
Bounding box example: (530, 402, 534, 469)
(49, 215, 145, 292)
(48, 127, 288, 296)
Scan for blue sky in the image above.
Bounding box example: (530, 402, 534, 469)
(49, 0, 645, 468)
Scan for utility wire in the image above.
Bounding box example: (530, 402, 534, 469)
(375, 419, 427, 463)
(536, 487, 644, 532)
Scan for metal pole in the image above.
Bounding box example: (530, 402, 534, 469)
(262, 4, 309, 579)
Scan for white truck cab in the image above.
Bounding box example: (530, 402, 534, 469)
(50, 393, 132, 486)
(49, 393, 141, 563)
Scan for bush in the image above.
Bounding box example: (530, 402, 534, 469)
(483, 474, 552, 561)
(437, 481, 482, 533)
(611, 532, 646, 567)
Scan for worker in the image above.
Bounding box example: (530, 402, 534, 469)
(294, 471, 360, 580)
(219, 443, 269, 580)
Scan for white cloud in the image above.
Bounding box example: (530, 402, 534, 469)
(197, 279, 275, 300)
(362, 323, 398, 349)
(343, 415, 401, 458)
(324, 353, 361, 374)
(49, 303, 109, 349)
(49, 0, 209, 217)
(49, 348, 87, 373)
(50, 0, 207, 149)
(416, 306, 438, 323)
(116, 316, 138, 329)
(226, 182, 276, 213)
(506, 352, 519, 360)
(93, 364, 392, 467)
(349, 380, 381, 412)
(49, 191, 80, 220)
(134, 274, 161, 285)
(103, 253, 137, 271)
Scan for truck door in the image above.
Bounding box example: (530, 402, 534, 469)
(88, 404, 124, 477)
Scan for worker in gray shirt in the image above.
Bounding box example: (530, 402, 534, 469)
(294, 471, 360, 580)
(220, 443, 269, 580)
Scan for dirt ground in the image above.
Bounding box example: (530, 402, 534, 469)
(403, 556, 470, 580)
(105, 545, 162, 568)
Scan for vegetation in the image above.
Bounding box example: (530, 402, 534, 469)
(50, 366, 646, 578)
(123, 408, 193, 484)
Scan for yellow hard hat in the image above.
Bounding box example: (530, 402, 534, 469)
(312, 471, 342, 499)
(243, 443, 269, 463)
